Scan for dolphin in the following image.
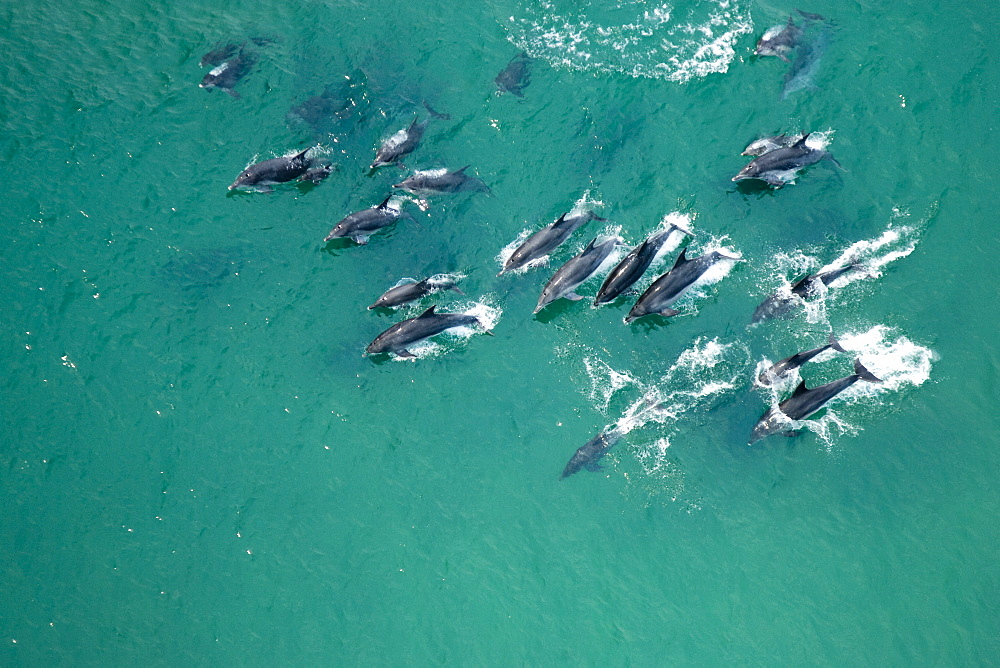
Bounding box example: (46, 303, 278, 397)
(229, 147, 313, 192)
(499, 209, 606, 275)
(495, 52, 532, 97)
(781, 22, 832, 99)
(755, 14, 802, 62)
(534, 236, 620, 314)
(324, 196, 410, 244)
(368, 276, 464, 309)
(560, 427, 623, 479)
(371, 117, 429, 170)
(298, 162, 333, 185)
(593, 222, 692, 305)
(365, 305, 487, 358)
(750, 358, 882, 443)
(741, 133, 805, 156)
(732, 134, 838, 187)
(391, 166, 489, 196)
(200, 49, 256, 98)
(625, 248, 738, 324)
(757, 334, 847, 385)
(751, 264, 858, 323)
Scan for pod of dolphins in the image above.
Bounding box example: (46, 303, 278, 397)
(202, 11, 893, 482)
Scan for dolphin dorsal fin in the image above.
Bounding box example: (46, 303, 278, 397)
(671, 248, 689, 268)
(376, 195, 393, 209)
(417, 305, 437, 318)
(292, 147, 312, 160)
(793, 133, 811, 148)
(452, 165, 470, 175)
(790, 273, 814, 291)
(582, 237, 598, 253)
(791, 380, 810, 397)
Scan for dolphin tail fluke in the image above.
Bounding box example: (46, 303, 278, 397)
(854, 359, 883, 383)
(828, 334, 847, 354)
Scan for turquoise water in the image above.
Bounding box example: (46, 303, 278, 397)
(2, 0, 999, 663)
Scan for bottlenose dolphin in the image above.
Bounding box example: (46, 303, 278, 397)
(751, 264, 858, 323)
(365, 305, 487, 358)
(625, 248, 738, 324)
(324, 196, 410, 244)
(499, 209, 606, 275)
(369, 276, 464, 309)
(200, 49, 256, 98)
(755, 15, 802, 62)
(371, 117, 429, 170)
(593, 222, 693, 305)
(229, 147, 313, 192)
(781, 22, 832, 99)
(741, 133, 805, 156)
(732, 133, 838, 187)
(757, 334, 847, 385)
(750, 358, 882, 443)
(495, 52, 532, 97)
(534, 236, 620, 314)
(391, 166, 489, 196)
(560, 428, 623, 479)
(299, 163, 333, 185)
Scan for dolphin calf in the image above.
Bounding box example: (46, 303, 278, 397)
(229, 147, 313, 192)
(299, 162, 333, 185)
(625, 248, 738, 324)
(741, 133, 805, 156)
(391, 166, 489, 196)
(750, 358, 882, 443)
(534, 236, 620, 314)
(495, 52, 532, 97)
(500, 209, 606, 275)
(560, 428, 623, 479)
(732, 134, 838, 187)
(751, 264, 857, 323)
(371, 117, 429, 170)
(200, 49, 256, 98)
(369, 276, 464, 309)
(365, 305, 487, 358)
(755, 14, 802, 62)
(324, 196, 410, 244)
(757, 334, 847, 385)
(593, 222, 692, 305)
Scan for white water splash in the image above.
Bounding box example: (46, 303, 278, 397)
(507, 0, 753, 82)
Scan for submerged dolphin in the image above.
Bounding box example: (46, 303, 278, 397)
(751, 264, 857, 323)
(500, 209, 605, 275)
(741, 133, 805, 156)
(371, 117, 429, 170)
(495, 52, 532, 97)
(594, 222, 693, 305)
(757, 334, 847, 385)
(391, 166, 489, 196)
(368, 276, 464, 309)
(365, 305, 487, 358)
(625, 248, 738, 324)
(732, 133, 838, 187)
(560, 428, 623, 479)
(229, 147, 313, 192)
(750, 358, 882, 443)
(200, 49, 256, 98)
(534, 236, 619, 313)
(782, 22, 832, 99)
(324, 196, 410, 244)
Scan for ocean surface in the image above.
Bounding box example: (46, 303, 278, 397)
(2, 0, 998, 664)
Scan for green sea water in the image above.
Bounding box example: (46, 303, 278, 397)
(2, 0, 999, 664)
